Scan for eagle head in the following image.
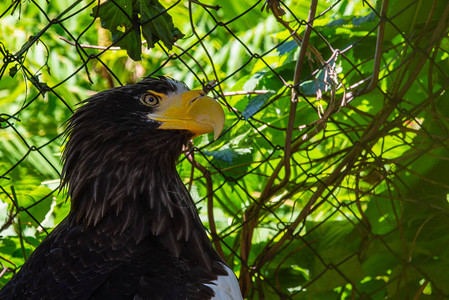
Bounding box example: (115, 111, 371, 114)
(61, 76, 225, 229)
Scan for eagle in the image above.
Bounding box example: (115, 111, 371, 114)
(0, 76, 243, 300)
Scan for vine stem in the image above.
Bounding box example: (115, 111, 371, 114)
(239, 0, 319, 296)
(257, 98, 400, 267)
(255, 1, 449, 267)
(184, 148, 225, 260)
(364, 0, 389, 93)
(10, 187, 27, 260)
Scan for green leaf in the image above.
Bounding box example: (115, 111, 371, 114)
(276, 40, 298, 55)
(112, 29, 142, 61)
(299, 58, 336, 96)
(92, 0, 184, 61)
(327, 18, 346, 27)
(352, 12, 376, 26)
(204, 148, 238, 164)
(384, 0, 448, 40)
(92, 0, 141, 60)
(243, 71, 267, 91)
(274, 267, 308, 290)
(9, 65, 18, 78)
(355, 279, 387, 300)
(203, 147, 253, 181)
(420, 258, 449, 294)
(17, 186, 54, 228)
(95, 0, 133, 32)
(204, 147, 251, 164)
(242, 91, 275, 120)
(362, 252, 398, 276)
(139, 0, 183, 50)
(296, 221, 365, 294)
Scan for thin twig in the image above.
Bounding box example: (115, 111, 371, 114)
(222, 90, 270, 97)
(264, 0, 323, 64)
(0, 267, 10, 278)
(239, 0, 319, 294)
(10, 187, 27, 260)
(259, 93, 403, 267)
(0, 255, 16, 269)
(364, 0, 389, 93)
(412, 280, 429, 300)
(184, 148, 225, 260)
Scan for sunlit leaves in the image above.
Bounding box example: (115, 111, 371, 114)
(92, 0, 183, 60)
(243, 92, 275, 120)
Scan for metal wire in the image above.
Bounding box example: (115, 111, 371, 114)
(1, 0, 449, 298)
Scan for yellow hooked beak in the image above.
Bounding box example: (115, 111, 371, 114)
(147, 90, 225, 140)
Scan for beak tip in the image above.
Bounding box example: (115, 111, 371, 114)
(213, 110, 225, 141)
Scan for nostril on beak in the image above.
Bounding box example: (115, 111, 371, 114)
(189, 96, 200, 105)
(189, 91, 206, 105)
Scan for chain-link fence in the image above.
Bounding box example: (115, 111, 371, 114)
(1, 0, 449, 298)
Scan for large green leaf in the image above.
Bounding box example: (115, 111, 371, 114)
(92, 0, 184, 60)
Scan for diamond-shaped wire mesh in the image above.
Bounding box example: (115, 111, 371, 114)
(1, 0, 449, 298)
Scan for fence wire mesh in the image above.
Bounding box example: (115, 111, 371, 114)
(1, 0, 449, 298)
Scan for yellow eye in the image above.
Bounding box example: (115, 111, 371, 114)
(141, 93, 161, 107)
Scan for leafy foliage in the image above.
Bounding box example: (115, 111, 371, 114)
(92, 0, 184, 60)
(1, 0, 449, 299)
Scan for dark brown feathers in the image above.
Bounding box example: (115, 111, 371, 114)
(0, 77, 227, 300)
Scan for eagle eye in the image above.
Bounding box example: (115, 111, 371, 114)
(141, 93, 161, 107)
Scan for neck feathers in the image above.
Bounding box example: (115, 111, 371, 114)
(61, 123, 224, 271)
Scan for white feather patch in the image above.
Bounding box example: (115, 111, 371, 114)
(205, 264, 243, 300)
(166, 77, 189, 94)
